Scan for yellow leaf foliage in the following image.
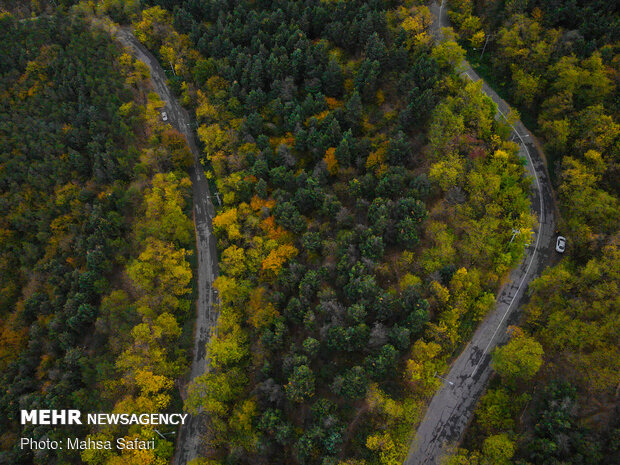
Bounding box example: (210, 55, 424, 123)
(259, 216, 292, 242)
(366, 145, 387, 175)
(366, 432, 399, 465)
(325, 97, 342, 109)
(324, 147, 339, 175)
(247, 287, 279, 329)
(261, 244, 298, 277)
(213, 208, 242, 241)
(250, 195, 276, 211)
(366, 383, 404, 420)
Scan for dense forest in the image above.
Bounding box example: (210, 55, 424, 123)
(445, 1, 620, 464)
(1, 1, 617, 465)
(106, 1, 535, 464)
(0, 11, 196, 465)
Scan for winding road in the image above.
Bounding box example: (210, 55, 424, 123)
(114, 3, 556, 462)
(115, 28, 219, 465)
(404, 2, 556, 464)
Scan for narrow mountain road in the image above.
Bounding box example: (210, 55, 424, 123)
(404, 2, 556, 464)
(115, 28, 219, 465)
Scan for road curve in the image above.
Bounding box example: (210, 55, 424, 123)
(404, 2, 556, 464)
(115, 28, 219, 465)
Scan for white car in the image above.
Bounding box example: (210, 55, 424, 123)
(555, 236, 566, 253)
(161, 111, 168, 122)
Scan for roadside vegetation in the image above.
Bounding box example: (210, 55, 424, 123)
(119, 1, 535, 464)
(7, 1, 612, 464)
(444, 1, 620, 464)
(0, 12, 195, 465)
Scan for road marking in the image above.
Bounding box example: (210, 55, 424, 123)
(407, 4, 553, 463)
(470, 106, 544, 377)
(439, 0, 445, 26)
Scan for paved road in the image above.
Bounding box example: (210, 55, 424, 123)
(404, 2, 556, 464)
(115, 28, 219, 465)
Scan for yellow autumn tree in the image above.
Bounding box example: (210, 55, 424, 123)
(246, 287, 279, 330)
(366, 432, 399, 465)
(139, 172, 193, 245)
(221, 245, 247, 277)
(134, 6, 172, 50)
(429, 155, 466, 191)
(208, 321, 249, 370)
(213, 275, 251, 308)
(197, 123, 228, 159)
(400, 6, 433, 47)
(126, 238, 192, 314)
(261, 244, 298, 278)
(213, 207, 242, 241)
(228, 399, 259, 451)
(405, 340, 443, 396)
(115, 312, 182, 379)
(324, 147, 339, 175)
(366, 145, 387, 175)
(366, 384, 404, 422)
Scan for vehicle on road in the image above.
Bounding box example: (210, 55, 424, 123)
(556, 236, 566, 253)
(161, 111, 168, 122)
